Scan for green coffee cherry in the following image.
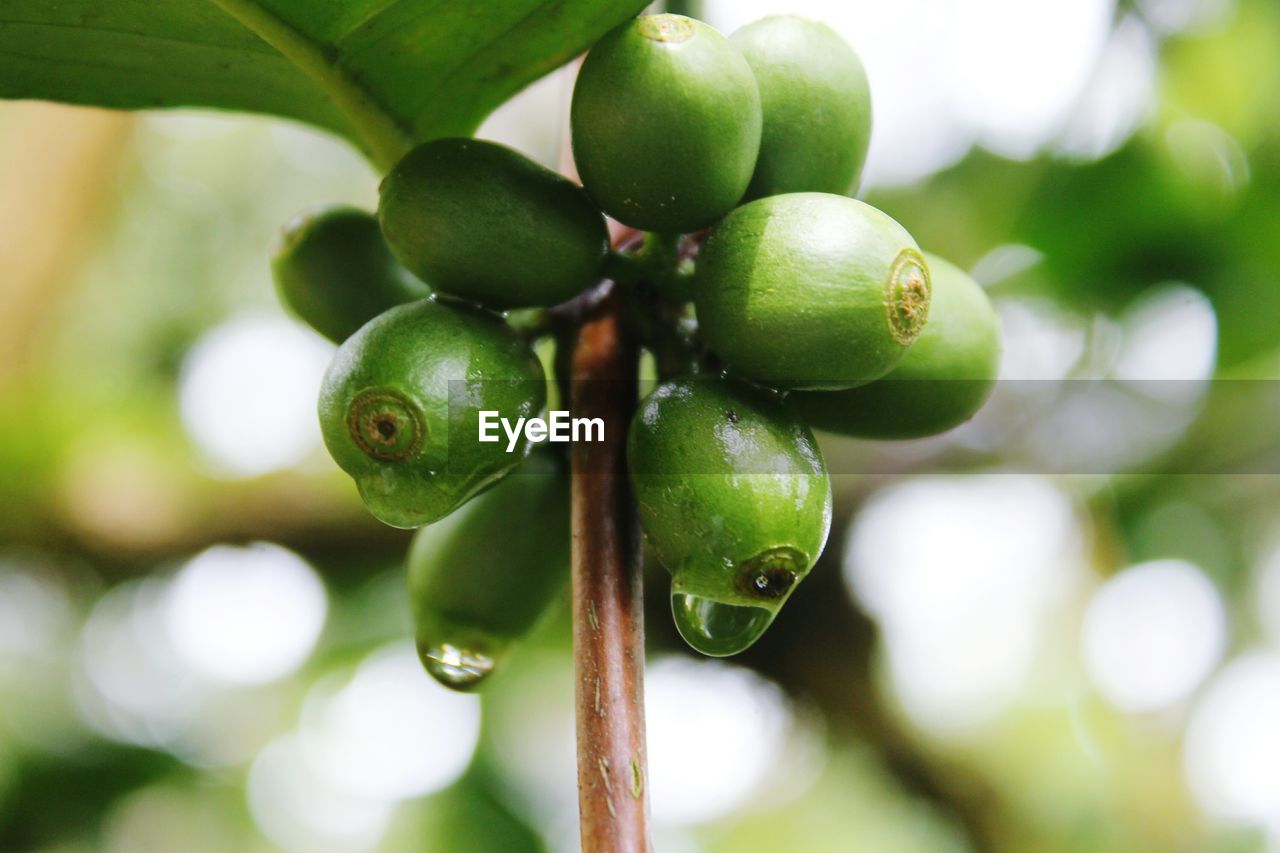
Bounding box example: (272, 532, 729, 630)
(271, 206, 430, 343)
(378, 138, 608, 310)
(791, 253, 1002, 439)
(571, 14, 762, 233)
(408, 449, 569, 692)
(732, 16, 872, 198)
(318, 299, 545, 529)
(694, 192, 931, 390)
(627, 378, 831, 656)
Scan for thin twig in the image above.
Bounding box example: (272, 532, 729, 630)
(569, 269, 651, 851)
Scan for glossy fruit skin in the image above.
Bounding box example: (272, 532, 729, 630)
(571, 14, 762, 233)
(694, 192, 931, 390)
(790, 254, 1002, 439)
(733, 16, 872, 199)
(627, 378, 831, 616)
(271, 206, 430, 343)
(408, 449, 569, 691)
(319, 299, 545, 529)
(378, 138, 608, 310)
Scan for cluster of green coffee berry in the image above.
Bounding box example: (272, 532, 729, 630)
(271, 14, 1001, 689)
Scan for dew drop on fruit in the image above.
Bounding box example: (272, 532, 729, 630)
(671, 592, 774, 657)
(420, 642, 495, 691)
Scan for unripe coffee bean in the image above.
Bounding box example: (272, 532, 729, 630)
(272, 206, 429, 343)
(379, 138, 608, 309)
(318, 299, 545, 528)
(732, 16, 872, 198)
(627, 378, 831, 656)
(695, 192, 931, 390)
(791, 253, 1002, 439)
(571, 14, 762, 233)
(408, 450, 569, 691)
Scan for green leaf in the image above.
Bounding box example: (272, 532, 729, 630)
(0, 0, 647, 169)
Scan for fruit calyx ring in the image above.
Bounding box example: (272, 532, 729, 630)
(348, 388, 424, 462)
(736, 546, 806, 601)
(885, 248, 931, 346)
(640, 14, 694, 43)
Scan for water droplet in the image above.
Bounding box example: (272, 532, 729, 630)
(420, 642, 496, 691)
(671, 593, 774, 657)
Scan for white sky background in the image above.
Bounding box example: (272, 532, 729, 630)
(480, 0, 1186, 185)
(701, 0, 1149, 186)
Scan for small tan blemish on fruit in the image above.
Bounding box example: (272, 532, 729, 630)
(884, 248, 931, 346)
(640, 14, 694, 43)
(348, 389, 424, 462)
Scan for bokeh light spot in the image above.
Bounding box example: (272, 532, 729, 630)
(164, 542, 327, 686)
(846, 475, 1083, 732)
(179, 313, 333, 477)
(1184, 652, 1280, 834)
(1081, 560, 1227, 713)
(248, 733, 392, 853)
(299, 642, 481, 802)
(646, 656, 793, 826)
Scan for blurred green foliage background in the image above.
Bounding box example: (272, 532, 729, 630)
(2, 0, 1280, 850)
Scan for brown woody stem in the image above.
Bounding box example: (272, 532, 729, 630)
(569, 274, 651, 852)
